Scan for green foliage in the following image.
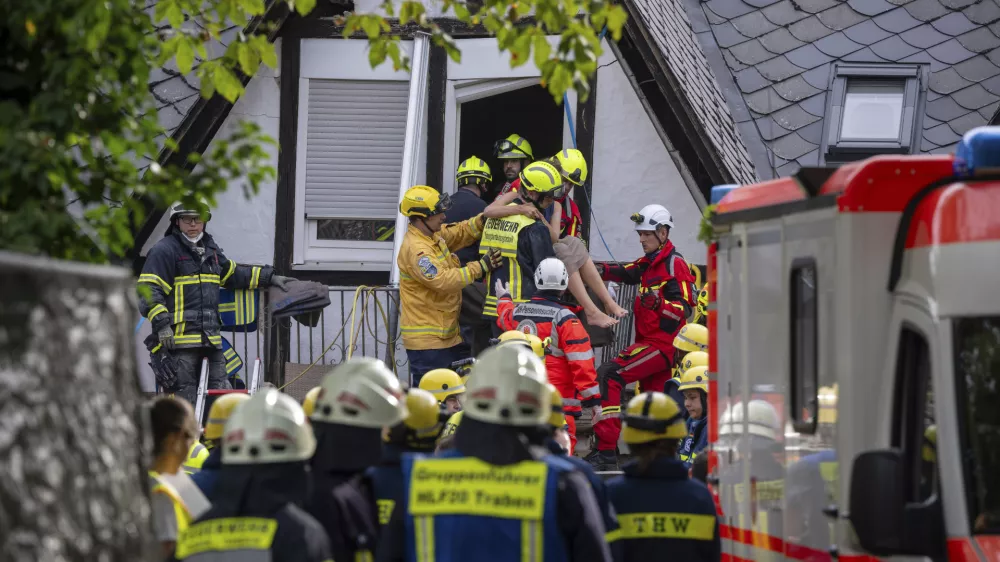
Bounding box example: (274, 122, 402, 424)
(697, 204, 718, 244)
(342, 0, 628, 101)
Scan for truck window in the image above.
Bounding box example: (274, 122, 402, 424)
(790, 260, 818, 433)
(954, 317, 1000, 534)
(890, 327, 936, 503)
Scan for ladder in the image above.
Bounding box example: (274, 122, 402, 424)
(193, 357, 263, 429)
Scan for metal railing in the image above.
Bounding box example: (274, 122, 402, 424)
(599, 282, 638, 365)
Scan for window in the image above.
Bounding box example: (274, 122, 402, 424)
(823, 64, 922, 163)
(890, 327, 936, 503)
(954, 316, 1000, 534)
(790, 259, 818, 433)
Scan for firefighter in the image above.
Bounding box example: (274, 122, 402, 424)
(480, 161, 563, 325)
(377, 345, 613, 562)
(605, 392, 721, 561)
(674, 323, 709, 365)
(677, 366, 709, 467)
(302, 386, 321, 417)
(591, 204, 698, 470)
(172, 389, 333, 562)
(182, 441, 209, 475)
(397, 185, 503, 384)
(191, 392, 250, 497)
(367, 388, 445, 535)
(678, 350, 709, 377)
(492, 133, 534, 199)
(138, 203, 294, 403)
(307, 357, 407, 562)
(495, 257, 601, 454)
(492, 329, 549, 357)
(418, 368, 465, 415)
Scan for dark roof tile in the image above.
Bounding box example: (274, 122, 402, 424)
(755, 116, 793, 139)
(930, 143, 958, 154)
(957, 27, 1000, 52)
(873, 7, 924, 33)
(990, 21, 1000, 34)
(801, 63, 833, 88)
(705, 8, 729, 24)
(887, 0, 916, 6)
(921, 135, 942, 150)
(923, 122, 963, 145)
(796, 149, 821, 167)
(978, 100, 1000, 118)
(931, 12, 979, 35)
(773, 74, 823, 100)
(729, 39, 778, 65)
(757, 55, 808, 80)
(745, 86, 796, 113)
(903, 0, 950, 21)
(817, 3, 870, 30)
(949, 110, 988, 132)
(797, 119, 826, 143)
(731, 10, 781, 37)
(704, 0, 758, 19)
(794, 0, 840, 14)
(814, 31, 866, 56)
(841, 46, 893, 61)
(954, 53, 1000, 80)
(923, 115, 944, 128)
(928, 89, 945, 101)
(770, 132, 816, 159)
(899, 24, 951, 49)
(785, 43, 836, 68)
(735, 65, 774, 92)
(848, 0, 896, 16)
(988, 45, 1000, 64)
(745, 0, 783, 7)
(772, 103, 823, 129)
(843, 19, 896, 45)
(929, 67, 975, 94)
(952, 83, 1000, 108)
(926, 94, 972, 120)
(870, 34, 924, 59)
(714, 22, 753, 47)
(777, 159, 803, 176)
(926, 38, 978, 63)
(760, 27, 807, 54)
(789, 16, 838, 42)
(941, 0, 978, 9)
(963, 0, 1000, 25)
(900, 50, 951, 70)
(723, 48, 751, 71)
(761, 0, 811, 25)
(799, 91, 829, 115)
(981, 73, 1000, 93)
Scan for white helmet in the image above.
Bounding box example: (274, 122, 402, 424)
(311, 357, 406, 428)
(463, 345, 551, 427)
(169, 202, 212, 222)
(222, 389, 316, 465)
(718, 399, 780, 441)
(631, 204, 673, 231)
(534, 258, 569, 291)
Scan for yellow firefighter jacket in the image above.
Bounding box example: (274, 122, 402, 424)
(398, 217, 485, 350)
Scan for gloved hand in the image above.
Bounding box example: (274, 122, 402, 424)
(157, 326, 175, 351)
(494, 278, 511, 300)
(271, 275, 295, 291)
(640, 291, 662, 311)
(478, 247, 502, 274)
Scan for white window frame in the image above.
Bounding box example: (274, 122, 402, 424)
(294, 39, 417, 272)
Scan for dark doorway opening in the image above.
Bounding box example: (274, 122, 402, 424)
(458, 84, 564, 200)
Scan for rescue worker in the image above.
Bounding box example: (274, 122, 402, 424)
(495, 257, 601, 454)
(138, 203, 294, 403)
(172, 389, 333, 562)
(591, 204, 698, 470)
(308, 357, 407, 562)
(367, 388, 445, 534)
(676, 366, 709, 467)
(418, 368, 465, 415)
(480, 161, 563, 324)
(183, 441, 209, 475)
(492, 133, 534, 199)
(492, 329, 549, 358)
(303, 386, 321, 417)
(674, 323, 709, 366)
(677, 350, 709, 377)
(149, 396, 211, 557)
(397, 185, 503, 384)
(190, 392, 249, 497)
(605, 392, 720, 561)
(377, 345, 613, 562)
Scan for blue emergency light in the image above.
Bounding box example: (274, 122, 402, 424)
(710, 184, 740, 205)
(953, 126, 1000, 177)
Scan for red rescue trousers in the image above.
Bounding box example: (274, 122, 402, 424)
(594, 343, 672, 452)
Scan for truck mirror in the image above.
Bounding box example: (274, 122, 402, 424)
(849, 449, 946, 558)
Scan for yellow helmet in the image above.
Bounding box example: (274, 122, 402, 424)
(385, 388, 444, 449)
(546, 383, 567, 429)
(518, 161, 562, 195)
(302, 386, 322, 418)
(689, 262, 703, 288)
(456, 156, 492, 185)
(400, 185, 452, 218)
(494, 134, 533, 160)
(441, 410, 463, 439)
(204, 393, 251, 440)
(675, 323, 709, 353)
(553, 149, 588, 186)
(697, 287, 709, 318)
(493, 330, 548, 358)
(679, 351, 709, 376)
(677, 366, 709, 394)
(622, 392, 688, 445)
(419, 369, 466, 403)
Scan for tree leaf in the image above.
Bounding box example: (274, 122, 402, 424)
(296, 0, 317, 16)
(258, 42, 278, 68)
(532, 34, 551, 70)
(166, 1, 184, 28)
(605, 5, 628, 40)
(176, 37, 195, 75)
(237, 42, 259, 76)
(213, 66, 243, 102)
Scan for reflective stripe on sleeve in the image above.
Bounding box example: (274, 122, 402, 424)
(138, 274, 172, 294)
(618, 512, 716, 540)
(566, 350, 594, 361)
(147, 304, 169, 322)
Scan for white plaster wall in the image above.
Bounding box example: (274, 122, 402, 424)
(589, 51, 706, 266)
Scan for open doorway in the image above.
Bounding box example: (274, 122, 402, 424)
(458, 84, 565, 200)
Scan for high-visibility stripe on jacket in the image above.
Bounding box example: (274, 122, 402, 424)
(480, 201, 556, 317)
(183, 442, 210, 474)
(398, 218, 485, 350)
(150, 471, 195, 533)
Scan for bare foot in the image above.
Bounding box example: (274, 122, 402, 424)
(605, 303, 629, 318)
(586, 308, 619, 328)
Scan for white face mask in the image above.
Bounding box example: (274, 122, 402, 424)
(183, 232, 204, 244)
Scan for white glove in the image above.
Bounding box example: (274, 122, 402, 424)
(495, 278, 511, 299)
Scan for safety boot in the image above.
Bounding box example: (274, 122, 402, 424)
(587, 450, 619, 472)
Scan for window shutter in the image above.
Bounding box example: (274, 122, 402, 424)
(305, 80, 409, 220)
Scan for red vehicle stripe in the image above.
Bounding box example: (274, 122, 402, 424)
(905, 181, 1000, 249)
(834, 156, 955, 213)
(715, 177, 804, 214)
(975, 535, 1000, 560)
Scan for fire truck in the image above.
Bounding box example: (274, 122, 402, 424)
(704, 127, 1000, 561)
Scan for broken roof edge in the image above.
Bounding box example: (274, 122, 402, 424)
(130, 0, 293, 261)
